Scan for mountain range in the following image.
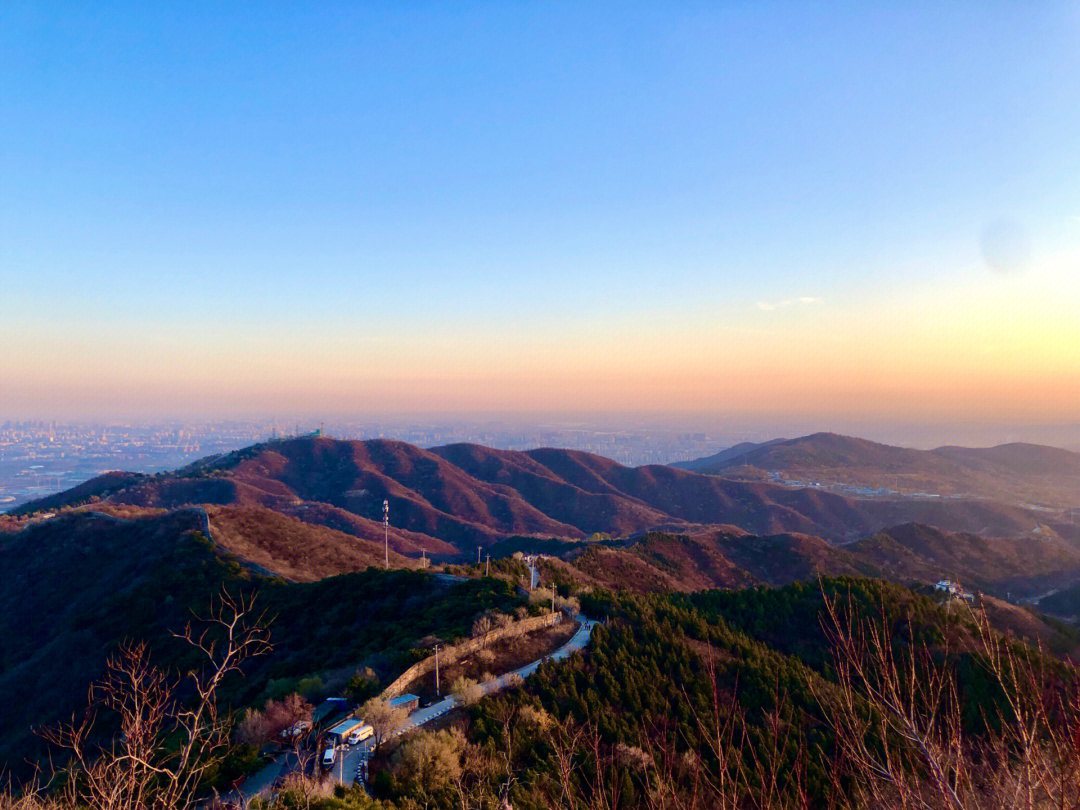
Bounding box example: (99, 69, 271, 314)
(546, 522, 1080, 603)
(675, 432, 1080, 508)
(6, 431, 1080, 781)
(4, 432, 1078, 605)
(12, 434, 1080, 559)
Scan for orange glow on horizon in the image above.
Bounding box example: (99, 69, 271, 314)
(4, 258, 1078, 423)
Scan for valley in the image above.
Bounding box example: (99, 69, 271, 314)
(5, 432, 1080, 806)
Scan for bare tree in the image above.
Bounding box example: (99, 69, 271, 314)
(815, 589, 980, 809)
(472, 613, 495, 647)
(450, 676, 484, 707)
(359, 698, 408, 749)
(235, 693, 313, 746)
(0, 779, 66, 810)
(267, 771, 323, 810)
(40, 590, 270, 810)
(546, 717, 592, 810)
(390, 728, 465, 810)
(633, 643, 812, 810)
(816, 588, 1080, 810)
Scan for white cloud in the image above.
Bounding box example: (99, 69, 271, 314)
(757, 296, 821, 311)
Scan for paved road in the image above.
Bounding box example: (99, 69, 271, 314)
(395, 695, 456, 734)
(327, 738, 376, 787)
(392, 616, 597, 730)
(235, 616, 597, 805)
(430, 572, 468, 585)
(482, 616, 596, 691)
(231, 749, 301, 804)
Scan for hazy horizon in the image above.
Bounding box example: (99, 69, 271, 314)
(5, 412, 1080, 455)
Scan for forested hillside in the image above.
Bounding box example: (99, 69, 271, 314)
(0, 508, 524, 781)
(355, 578, 1080, 809)
(536, 525, 1080, 606)
(7, 568, 1080, 809)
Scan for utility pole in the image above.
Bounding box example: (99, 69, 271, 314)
(434, 643, 441, 696)
(383, 499, 389, 569)
(485, 553, 490, 577)
(524, 555, 539, 590)
(477, 546, 482, 565)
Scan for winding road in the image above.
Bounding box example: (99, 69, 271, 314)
(233, 616, 597, 804)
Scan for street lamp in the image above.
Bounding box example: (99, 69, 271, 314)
(434, 643, 441, 697)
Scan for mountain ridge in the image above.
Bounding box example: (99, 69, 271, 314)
(674, 431, 1080, 508)
(541, 522, 1080, 601)
(12, 436, 1080, 562)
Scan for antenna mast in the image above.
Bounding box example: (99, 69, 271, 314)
(383, 499, 389, 569)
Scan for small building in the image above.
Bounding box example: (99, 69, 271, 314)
(389, 693, 420, 713)
(935, 579, 974, 601)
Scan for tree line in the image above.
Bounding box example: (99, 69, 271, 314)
(7, 577, 1080, 809)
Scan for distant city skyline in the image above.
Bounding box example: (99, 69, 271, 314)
(3, 3, 1079, 427)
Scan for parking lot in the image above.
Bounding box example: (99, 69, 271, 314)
(326, 737, 376, 786)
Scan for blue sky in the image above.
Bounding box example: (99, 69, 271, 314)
(2, 2, 1079, 425)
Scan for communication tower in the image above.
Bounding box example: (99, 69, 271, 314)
(383, 499, 389, 569)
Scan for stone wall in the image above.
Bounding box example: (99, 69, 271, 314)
(381, 611, 564, 699)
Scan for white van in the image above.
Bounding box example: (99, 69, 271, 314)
(347, 723, 374, 745)
(321, 745, 336, 769)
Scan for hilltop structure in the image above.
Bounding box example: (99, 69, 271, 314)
(935, 578, 974, 601)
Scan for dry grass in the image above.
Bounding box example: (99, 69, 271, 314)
(204, 504, 419, 581)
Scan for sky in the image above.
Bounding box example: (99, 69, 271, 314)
(2, 2, 1079, 441)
